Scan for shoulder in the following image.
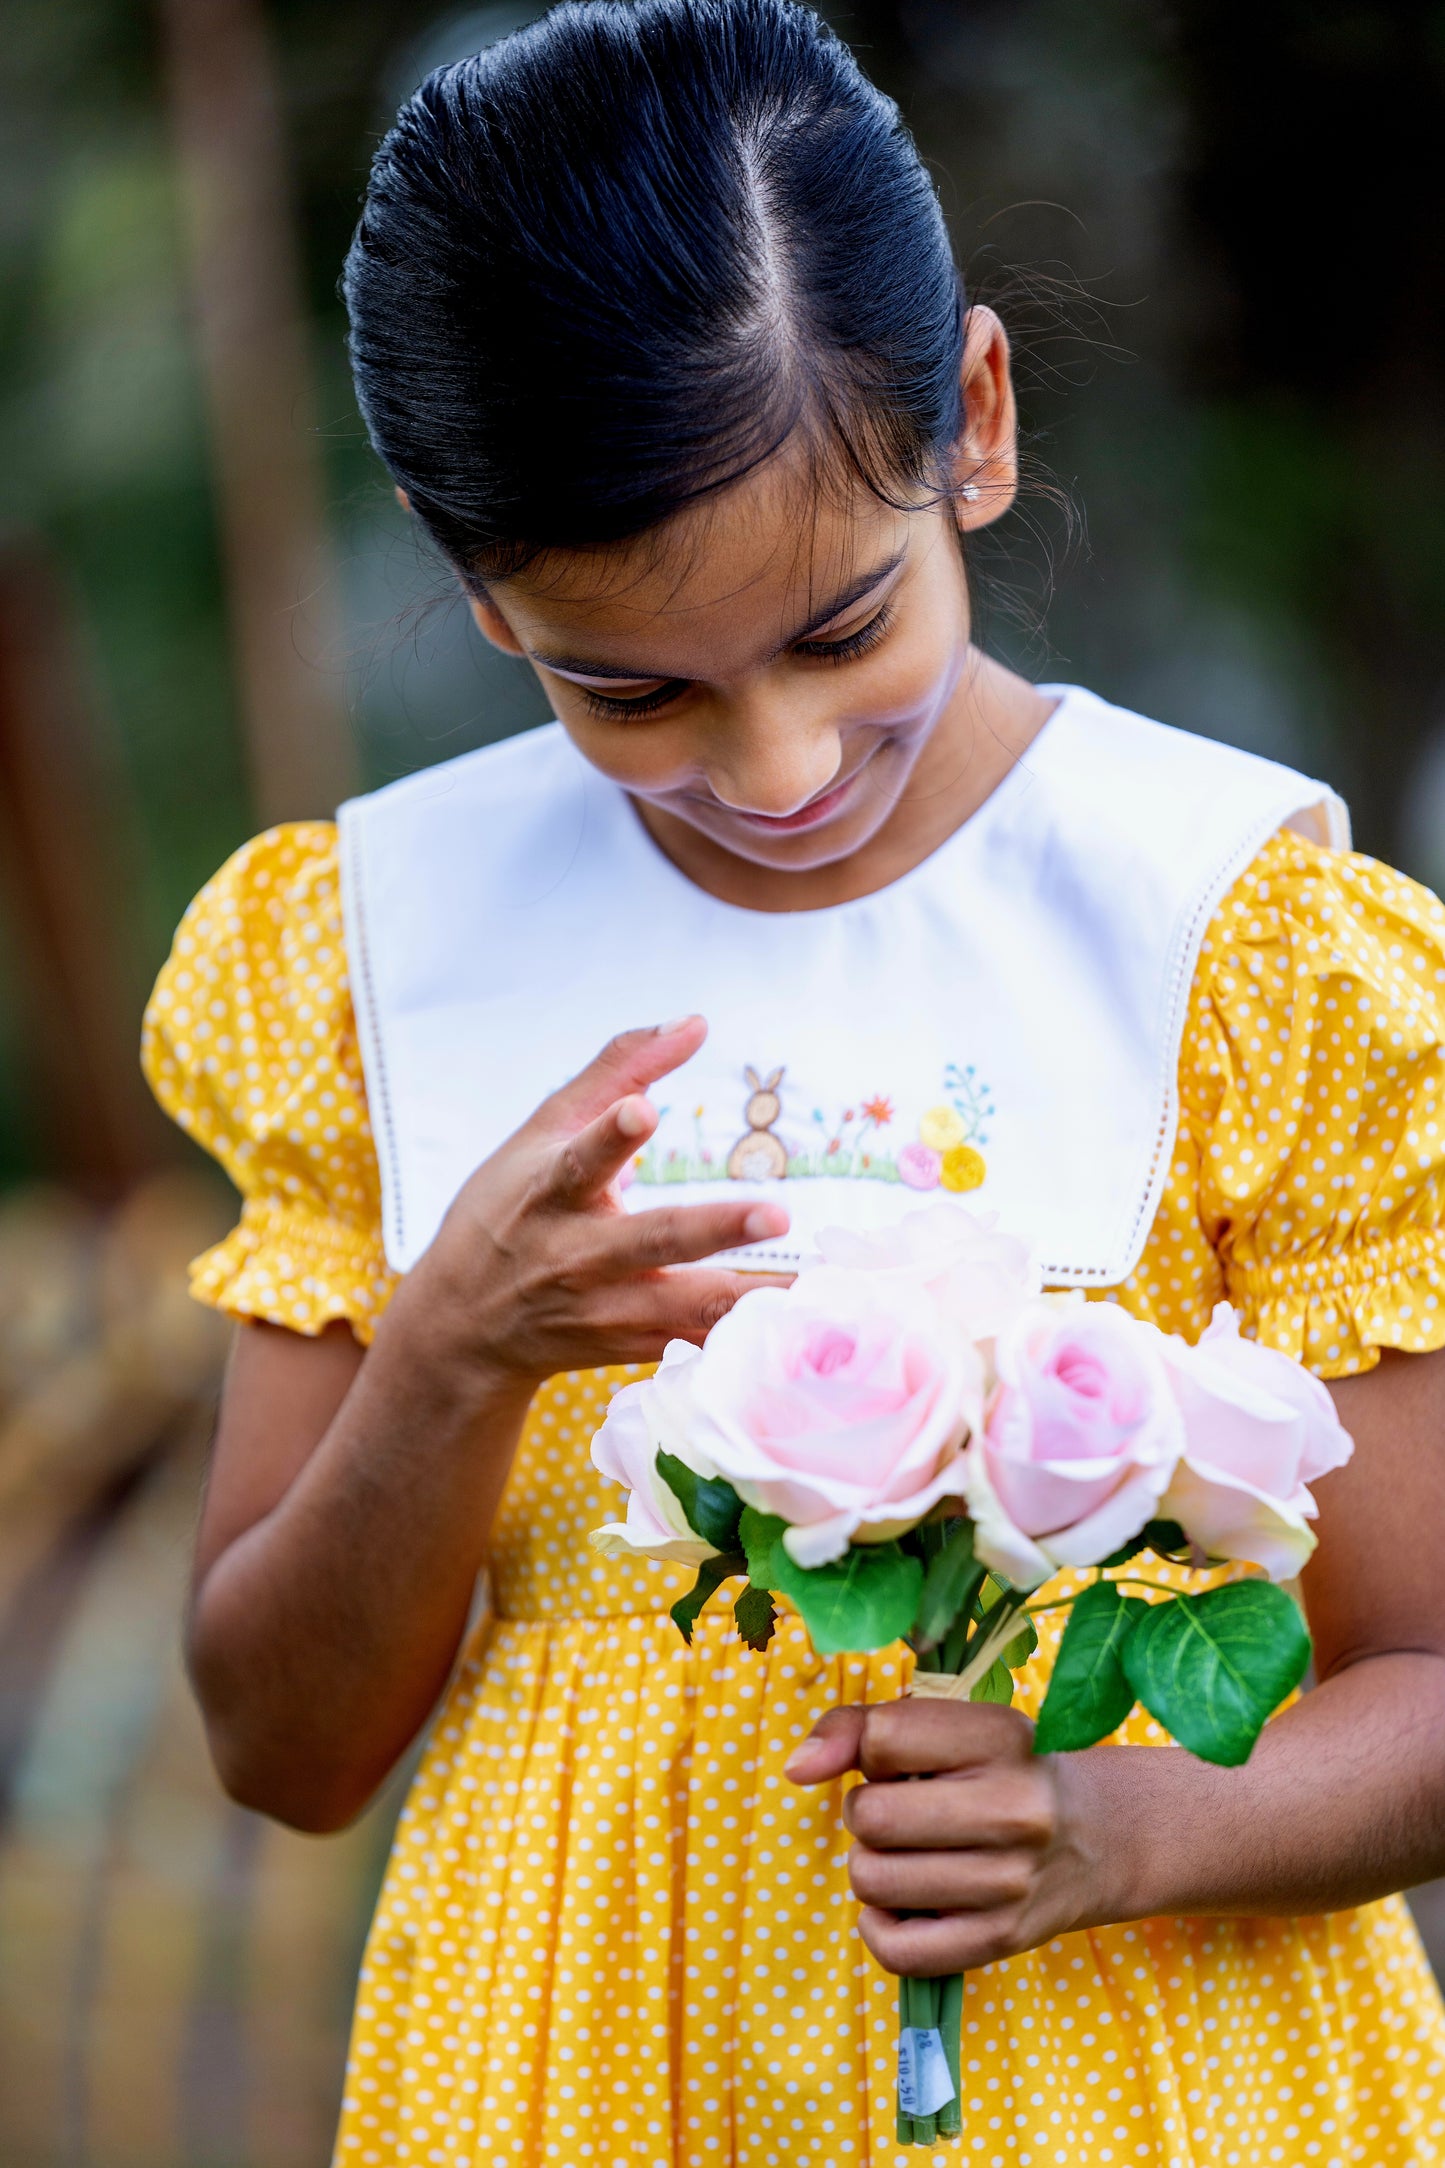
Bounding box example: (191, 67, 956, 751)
(148, 822, 344, 1045)
(1198, 827, 1445, 1020)
(176, 820, 343, 957)
(1179, 828, 1445, 1376)
(340, 722, 573, 835)
(142, 821, 355, 1159)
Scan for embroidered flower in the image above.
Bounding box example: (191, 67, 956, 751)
(898, 1141, 942, 1190)
(919, 1104, 967, 1151)
(862, 1094, 894, 1127)
(939, 1143, 986, 1192)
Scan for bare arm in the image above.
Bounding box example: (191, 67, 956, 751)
(788, 1343, 1445, 1973)
(188, 1018, 787, 1833)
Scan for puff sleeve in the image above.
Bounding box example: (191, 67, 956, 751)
(1180, 828, 1445, 1377)
(141, 824, 398, 1342)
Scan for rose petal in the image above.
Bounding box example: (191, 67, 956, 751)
(1161, 1461, 1318, 1581)
(960, 1437, 1054, 1591)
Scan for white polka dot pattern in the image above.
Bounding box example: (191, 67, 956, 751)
(142, 823, 399, 1339)
(142, 822, 1445, 2163)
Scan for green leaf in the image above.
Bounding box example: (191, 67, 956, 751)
(738, 1506, 788, 1585)
(970, 1658, 1014, 1704)
(761, 1535, 924, 1657)
(657, 1452, 744, 1552)
(1034, 1579, 1144, 1753)
(914, 1520, 986, 1652)
(1122, 1581, 1311, 1767)
(669, 1552, 743, 1644)
(734, 1580, 777, 1651)
(1003, 1615, 1039, 1669)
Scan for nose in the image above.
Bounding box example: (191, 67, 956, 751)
(703, 696, 843, 819)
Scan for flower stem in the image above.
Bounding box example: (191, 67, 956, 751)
(909, 1973, 939, 2145)
(936, 1970, 965, 2137)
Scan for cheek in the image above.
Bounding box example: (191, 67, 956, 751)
(847, 599, 969, 738)
(554, 707, 703, 794)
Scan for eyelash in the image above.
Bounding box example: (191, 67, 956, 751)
(796, 600, 895, 667)
(578, 679, 688, 723)
(575, 601, 896, 722)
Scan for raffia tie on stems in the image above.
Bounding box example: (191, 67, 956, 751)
(895, 1600, 1029, 2143)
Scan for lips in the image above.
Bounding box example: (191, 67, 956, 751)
(726, 771, 860, 834)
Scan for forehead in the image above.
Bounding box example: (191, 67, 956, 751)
(490, 451, 920, 676)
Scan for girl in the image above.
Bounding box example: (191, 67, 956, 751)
(143, 3, 1445, 2163)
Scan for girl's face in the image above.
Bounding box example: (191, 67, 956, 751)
(474, 479, 968, 874)
(468, 307, 1024, 884)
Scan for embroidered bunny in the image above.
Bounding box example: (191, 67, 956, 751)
(727, 1065, 788, 1180)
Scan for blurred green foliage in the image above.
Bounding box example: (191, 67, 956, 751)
(1, 0, 1444, 1183)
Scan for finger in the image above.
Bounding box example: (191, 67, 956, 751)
(584, 1266, 793, 1348)
(548, 1094, 660, 1205)
(857, 1903, 1025, 1979)
(542, 1018, 708, 1134)
(784, 1706, 866, 1786)
(844, 1768, 1054, 1852)
(856, 1698, 1035, 1782)
(849, 1840, 1036, 1916)
(591, 1198, 791, 1277)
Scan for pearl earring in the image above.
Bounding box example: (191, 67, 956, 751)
(959, 483, 980, 502)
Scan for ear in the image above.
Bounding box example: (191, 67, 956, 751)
(950, 303, 1019, 533)
(394, 484, 411, 512)
(468, 588, 528, 658)
(744, 1066, 762, 1091)
(765, 1067, 784, 1091)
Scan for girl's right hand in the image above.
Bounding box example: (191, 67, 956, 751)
(391, 1015, 790, 1386)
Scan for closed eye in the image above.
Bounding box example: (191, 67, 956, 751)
(794, 601, 896, 665)
(576, 679, 688, 722)
(572, 599, 896, 721)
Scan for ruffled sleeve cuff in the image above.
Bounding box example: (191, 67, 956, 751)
(1229, 1225, 1445, 1379)
(188, 1199, 398, 1345)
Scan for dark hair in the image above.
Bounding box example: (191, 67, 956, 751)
(343, 0, 966, 579)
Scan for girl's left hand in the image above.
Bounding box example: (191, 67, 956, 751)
(785, 1699, 1107, 1975)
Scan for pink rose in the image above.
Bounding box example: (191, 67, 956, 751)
(898, 1142, 942, 1190)
(681, 1267, 979, 1566)
(1160, 1304, 1354, 1580)
(817, 1204, 1039, 1342)
(964, 1297, 1183, 1588)
(590, 1341, 718, 1565)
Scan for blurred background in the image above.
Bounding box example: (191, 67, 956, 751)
(1, 1, 1443, 2161)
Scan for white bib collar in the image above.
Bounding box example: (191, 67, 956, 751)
(339, 688, 1347, 1284)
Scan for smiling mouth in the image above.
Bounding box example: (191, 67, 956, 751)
(720, 770, 864, 835)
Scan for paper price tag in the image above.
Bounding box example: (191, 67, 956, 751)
(897, 2026, 956, 2118)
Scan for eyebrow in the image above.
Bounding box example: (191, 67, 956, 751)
(528, 548, 908, 681)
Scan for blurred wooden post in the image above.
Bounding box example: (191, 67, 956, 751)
(158, 0, 358, 825)
(0, 550, 174, 1195)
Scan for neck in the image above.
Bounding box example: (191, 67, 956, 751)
(632, 650, 1058, 913)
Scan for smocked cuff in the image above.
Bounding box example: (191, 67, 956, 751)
(188, 1198, 397, 1344)
(1229, 1225, 1445, 1379)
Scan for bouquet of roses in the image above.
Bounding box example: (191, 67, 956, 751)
(589, 1209, 1352, 2147)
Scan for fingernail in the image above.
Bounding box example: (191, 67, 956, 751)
(744, 1205, 789, 1243)
(653, 1014, 701, 1036)
(783, 1746, 810, 1780)
(615, 1097, 651, 1139)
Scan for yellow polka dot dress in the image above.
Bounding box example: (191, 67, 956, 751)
(144, 822, 1445, 2167)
